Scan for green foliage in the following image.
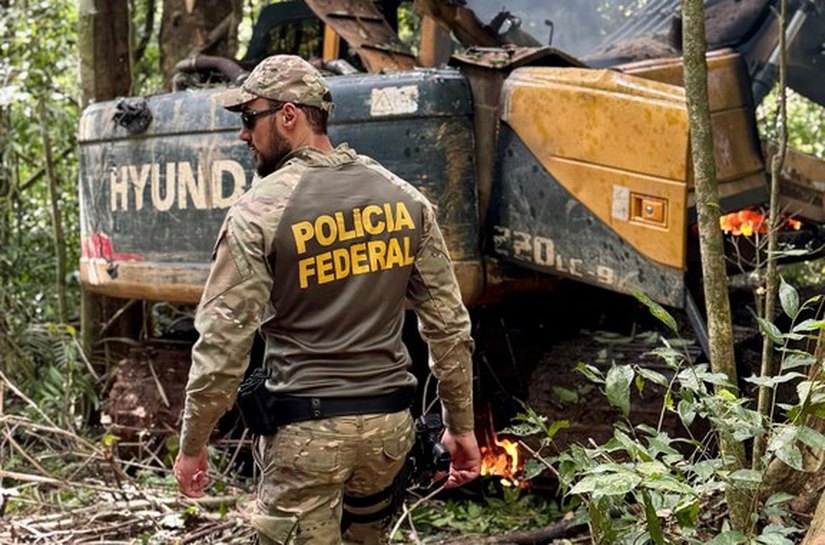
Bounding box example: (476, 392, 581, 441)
(130, 0, 164, 95)
(1, 0, 80, 321)
(758, 87, 825, 159)
(397, 2, 423, 57)
(0, 303, 99, 427)
(0, 1, 100, 428)
(501, 289, 822, 544)
(409, 484, 562, 538)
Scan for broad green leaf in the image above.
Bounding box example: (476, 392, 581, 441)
(708, 530, 747, 545)
(690, 460, 721, 481)
(798, 426, 825, 450)
(643, 475, 694, 495)
(568, 474, 599, 495)
(698, 370, 735, 387)
(633, 291, 678, 333)
(501, 422, 542, 437)
(635, 373, 645, 395)
(778, 277, 800, 318)
(636, 366, 669, 388)
(781, 353, 816, 370)
(793, 319, 825, 333)
(614, 429, 648, 459)
(522, 458, 545, 481)
(635, 461, 668, 477)
(547, 419, 569, 440)
(755, 535, 794, 545)
(776, 443, 804, 471)
(729, 469, 763, 487)
(552, 386, 579, 404)
(797, 381, 817, 404)
(743, 372, 806, 388)
(675, 500, 699, 528)
(640, 490, 665, 545)
(756, 525, 796, 545)
(765, 492, 795, 507)
(757, 317, 784, 345)
(803, 294, 824, 307)
(570, 471, 642, 499)
(678, 399, 696, 427)
(576, 362, 605, 384)
(606, 365, 634, 419)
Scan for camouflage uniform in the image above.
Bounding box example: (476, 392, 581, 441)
(179, 56, 474, 545)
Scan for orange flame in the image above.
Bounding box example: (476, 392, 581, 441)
(720, 210, 803, 236)
(480, 429, 524, 488)
(720, 209, 767, 235)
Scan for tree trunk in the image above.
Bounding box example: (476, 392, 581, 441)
(78, 0, 132, 104)
(37, 99, 68, 324)
(0, 0, 11, 249)
(158, 0, 242, 87)
(681, 0, 751, 532)
(77, 0, 132, 358)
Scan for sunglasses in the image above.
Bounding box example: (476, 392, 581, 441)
(241, 104, 285, 131)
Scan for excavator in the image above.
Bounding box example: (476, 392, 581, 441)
(78, 0, 825, 445)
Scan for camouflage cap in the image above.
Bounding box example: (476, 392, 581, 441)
(219, 55, 334, 113)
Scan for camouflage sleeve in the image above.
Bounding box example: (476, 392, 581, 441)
(407, 204, 475, 432)
(179, 209, 274, 456)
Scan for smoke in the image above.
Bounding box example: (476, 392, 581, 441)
(465, 0, 653, 57)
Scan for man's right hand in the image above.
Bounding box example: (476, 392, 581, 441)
(439, 429, 481, 489)
(173, 447, 209, 498)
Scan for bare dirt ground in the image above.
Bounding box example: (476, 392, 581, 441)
(103, 343, 191, 452)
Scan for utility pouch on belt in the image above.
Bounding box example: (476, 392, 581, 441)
(237, 367, 415, 436)
(237, 367, 279, 435)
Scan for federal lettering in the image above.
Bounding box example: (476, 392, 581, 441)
(296, 235, 416, 289)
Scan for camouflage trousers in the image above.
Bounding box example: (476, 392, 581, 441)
(251, 410, 415, 545)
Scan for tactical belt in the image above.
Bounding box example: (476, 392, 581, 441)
(274, 388, 414, 426)
(237, 366, 415, 435)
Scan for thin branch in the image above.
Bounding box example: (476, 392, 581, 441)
(754, 0, 788, 471)
(16, 147, 73, 193)
(389, 484, 446, 541)
(133, 0, 156, 64)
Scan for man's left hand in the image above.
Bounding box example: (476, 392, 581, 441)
(174, 447, 209, 498)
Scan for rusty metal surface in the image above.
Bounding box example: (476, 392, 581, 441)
(413, 0, 499, 48)
(304, 0, 415, 72)
(765, 142, 825, 223)
(81, 258, 487, 306)
(450, 46, 582, 247)
(452, 46, 584, 70)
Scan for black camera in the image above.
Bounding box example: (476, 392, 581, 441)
(410, 413, 451, 486)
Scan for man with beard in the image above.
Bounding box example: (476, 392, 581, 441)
(173, 55, 480, 544)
